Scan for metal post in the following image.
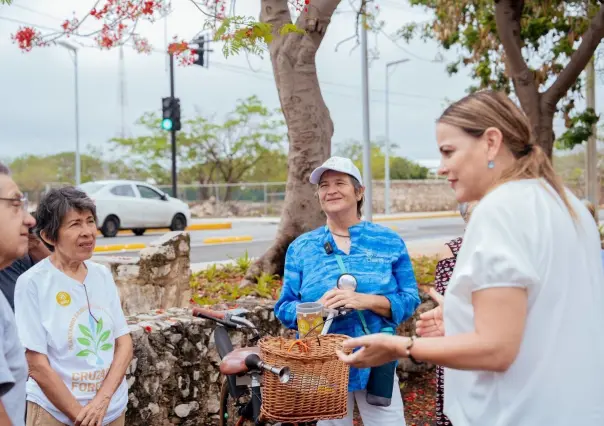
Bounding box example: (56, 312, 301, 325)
(385, 68, 390, 215)
(360, 11, 372, 221)
(74, 49, 81, 186)
(169, 53, 178, 199)
(586, 56, 598, 207)
(264, 183, 268, 216)
(57, 41, 81, 185)
(384, 59, 409, 215)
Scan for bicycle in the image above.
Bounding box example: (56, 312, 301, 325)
(191, 272, 358, 425)
(192, 306, 324, 426)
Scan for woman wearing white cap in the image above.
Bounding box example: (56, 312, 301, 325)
(274, 156, 421, 425)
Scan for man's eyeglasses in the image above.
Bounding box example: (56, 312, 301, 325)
(0, 195, 29, 214)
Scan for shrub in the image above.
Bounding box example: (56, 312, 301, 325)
(411, 255, 439, 292)
(190, 253, 440, 306)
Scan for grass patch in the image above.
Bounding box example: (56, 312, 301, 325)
(190, 252, 440, 306)
(190, 251, 282, 305)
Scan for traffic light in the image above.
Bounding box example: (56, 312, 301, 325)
(161, 97, 181, 131)
(191, 36, 205, 67)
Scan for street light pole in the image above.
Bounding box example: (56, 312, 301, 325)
(57, 41, 81, 186)
(360, 9, 372, 221)
(385, 59, 409, 215)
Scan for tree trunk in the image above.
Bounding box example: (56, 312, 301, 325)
(243, 0, 340, 284)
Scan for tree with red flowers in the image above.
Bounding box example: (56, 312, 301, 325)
(10, 0, 375, 282)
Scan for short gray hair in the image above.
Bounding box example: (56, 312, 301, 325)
(0, 162, 11, 196)
(36, 186, 97, 251)
(350, 177, 364, 218)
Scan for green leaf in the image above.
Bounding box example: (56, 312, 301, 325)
(77, 338, 91, 347)
(99, 330, 111, 342)
(96, 317, 103, 335)
(78, 324, 93, 339)
(76, 349, 92, 357)
(100, 343, 113, 351)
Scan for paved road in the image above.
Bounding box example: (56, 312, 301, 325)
(94, 216, 466, 263)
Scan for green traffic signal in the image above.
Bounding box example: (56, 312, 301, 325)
(161, 118, 173, 131)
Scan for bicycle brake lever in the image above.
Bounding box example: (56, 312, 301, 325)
(228, 308, 249, 317)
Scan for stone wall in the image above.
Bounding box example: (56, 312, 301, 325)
(95, 232, 191, 316)
(372, 180, 458, 213)
(124, 296, 435, 425)
(370, 179, 603, 214)
(190, 178, 604, 217)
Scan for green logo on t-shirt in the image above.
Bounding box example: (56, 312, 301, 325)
(75, 317, 113, 362)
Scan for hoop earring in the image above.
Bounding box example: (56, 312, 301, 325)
(487, 160, 495, 169)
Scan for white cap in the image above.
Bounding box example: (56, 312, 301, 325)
(309, 156, 363, 185)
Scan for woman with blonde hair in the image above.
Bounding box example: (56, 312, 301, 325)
(337, 90, 604, 425)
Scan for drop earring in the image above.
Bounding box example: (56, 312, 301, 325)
(487, 160, 495, 169)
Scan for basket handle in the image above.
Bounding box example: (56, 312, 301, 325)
(287, 339, 310, 353)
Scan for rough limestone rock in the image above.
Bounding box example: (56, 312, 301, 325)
(95, 232, 191, 316)
(124, 297, 433, 425)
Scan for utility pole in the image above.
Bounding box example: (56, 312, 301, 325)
(586, 56, 598, 207)
(385, 59, 410, 215)
(169, 53, 177, 199)
(162, 34, 211, 199)
(360, 8, 372, 221)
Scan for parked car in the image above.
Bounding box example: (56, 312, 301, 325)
(78, 180, 191, 238)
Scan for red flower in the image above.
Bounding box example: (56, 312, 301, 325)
(12, 27, 41, 51)
(144, 326, 152, 333)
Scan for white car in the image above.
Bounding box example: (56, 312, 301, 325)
(78, 180, 191, 238)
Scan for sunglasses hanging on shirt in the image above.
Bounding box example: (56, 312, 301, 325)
(83, 284, 99, 324)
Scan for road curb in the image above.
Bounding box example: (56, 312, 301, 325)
(188, 222, 232, 231)
(203, 235, 253, 244)
(96, 222, 232, 237)
(374, 211, 459, 222)
(94, 243, 147, 253)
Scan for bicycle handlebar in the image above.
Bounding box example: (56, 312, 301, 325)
(192, 307, 227, 320)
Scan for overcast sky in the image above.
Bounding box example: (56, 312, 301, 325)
(1, 0, 601, 166)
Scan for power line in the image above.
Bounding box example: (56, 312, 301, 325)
(0, 14, 447, 108)
(10, 4, 64, 22)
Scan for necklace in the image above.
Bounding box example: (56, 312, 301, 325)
(331, 231, 351, 238)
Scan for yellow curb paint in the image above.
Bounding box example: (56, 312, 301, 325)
(96, 222, 232, 237)
(203, 235, 253, 244)
(187, 223, 232, 231)
(94, 243, 147, 253)
(374, 211, 459, 222)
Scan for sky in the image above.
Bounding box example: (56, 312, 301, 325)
(0, 0, 602, 167)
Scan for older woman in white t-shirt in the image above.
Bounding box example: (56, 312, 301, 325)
(337, 91, 604, 425)
(14, 187, 133, 426)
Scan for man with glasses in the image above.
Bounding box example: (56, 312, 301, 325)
(0, 210, 50, 311)
(0, 161, 36, 426)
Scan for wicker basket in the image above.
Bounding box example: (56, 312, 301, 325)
(259, 334, 351, 423)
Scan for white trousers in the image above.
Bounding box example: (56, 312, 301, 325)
(317, 376, 406, 426)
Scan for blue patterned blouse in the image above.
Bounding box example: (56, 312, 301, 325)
(274, 221, 420, 392)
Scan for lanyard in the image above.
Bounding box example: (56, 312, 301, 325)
(334, 253, 371, 335)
